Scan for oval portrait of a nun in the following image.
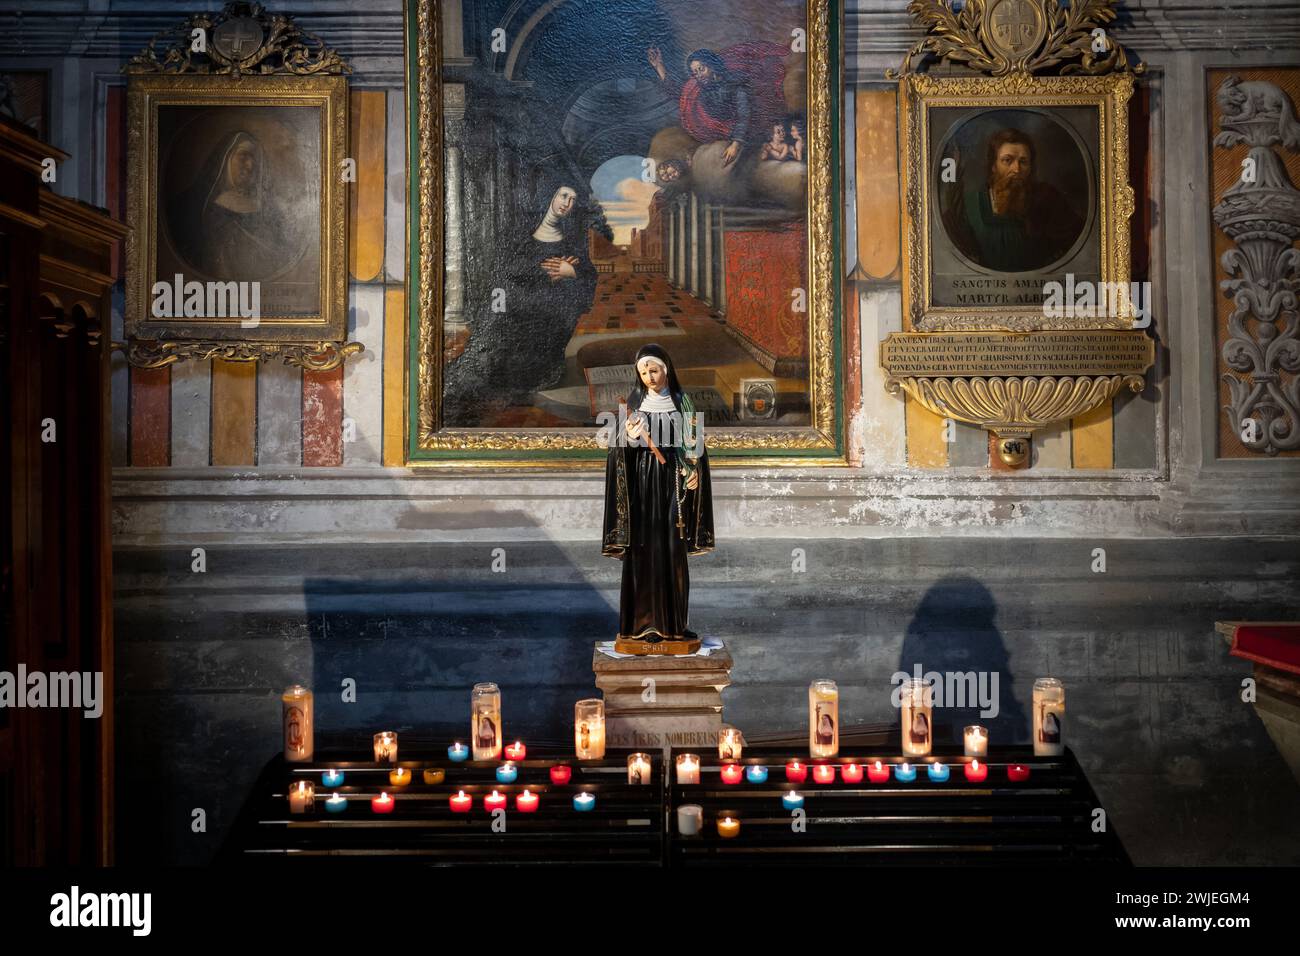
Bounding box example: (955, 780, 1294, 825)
(158, 106, 319, 288)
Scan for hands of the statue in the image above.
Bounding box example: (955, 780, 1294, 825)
(626, 415, 646, 440)
(684, 467, 699, 491)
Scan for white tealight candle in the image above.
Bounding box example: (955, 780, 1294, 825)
(287, 780, 314, 815)
(964, 724, 989, 757)
(676, 753, 701, 785)
(677, 804, 703, 836)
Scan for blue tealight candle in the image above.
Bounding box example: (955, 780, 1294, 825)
(782, 790, 805, 810)
(745, 765, 769, 784)
(321, 769, 345, 788)
(573, 792, 596, 812)
(448, 742, 470, 762)
(927, 762, 950, 782)
(324, 793, 348, 814)
(496, 762, 519, 784)
(894, 762, 917, 783)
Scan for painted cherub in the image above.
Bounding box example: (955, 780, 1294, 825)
(760, 119, 793, 161)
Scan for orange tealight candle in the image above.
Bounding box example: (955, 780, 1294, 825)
(716, 815, 741, 838)
(389, 767, 412, 786)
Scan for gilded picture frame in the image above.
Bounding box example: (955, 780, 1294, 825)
(124, 73, 349, 348)
(899, 71, 1136, 333)
(405, 0, 845, 467)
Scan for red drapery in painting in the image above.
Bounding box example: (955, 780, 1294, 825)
(723, 222, 808, 362)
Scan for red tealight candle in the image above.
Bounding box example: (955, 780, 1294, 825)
(484, 790, 508, 812)
(505, 741, 527, 761)
(720, 763, 744, 785)
(841, 762, 864, 784)
(785, 760, 808, 783)
(449, 790, 472, 813)
(549, 764, 573, 785)
(812, 764, 837, 784)
(371, 791, 395, 814)
(515, 789, 539, 812)
(1008, 764, 1031, 782)
(866, 760, 890, 783)
(965, 759, 989, 782)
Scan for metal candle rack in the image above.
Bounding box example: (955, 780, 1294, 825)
(666, 743, 1130, 866)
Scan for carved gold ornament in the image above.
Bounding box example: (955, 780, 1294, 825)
(884, 0, 1153, 466)
(116, 338, 363, 372)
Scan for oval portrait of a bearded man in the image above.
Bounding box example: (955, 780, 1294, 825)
(935, 108, 1092, 275)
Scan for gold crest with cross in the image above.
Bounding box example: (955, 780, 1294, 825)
(983, 0, 1047, 65)
(881, 0, 1154, 469)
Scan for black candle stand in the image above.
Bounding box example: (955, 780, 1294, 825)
(218, 748, 665, 865)
(665, 744, 1130, 866)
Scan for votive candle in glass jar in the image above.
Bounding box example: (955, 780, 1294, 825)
(1033, 678, 1065, 757)
(288, 780, 314, 814)
(627, 752, 652, 785)
(718, 725, 744, 761)
(963, 724, 989, 757)
(900, 678, 933, 757)
(574, 699, 606, 760)
(471, 682, 503, 761)
(809, 679, 839, 758)
(281, 685, 314, 763)
(373, 731, 398, 764)
(676, 753, 701, 785)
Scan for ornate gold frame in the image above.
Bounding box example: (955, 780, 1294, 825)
(406, 0, 844, 466)
(900, 70, 1135, 332)
(879, 0, 1153, 467)
(124, 73, 350, 364)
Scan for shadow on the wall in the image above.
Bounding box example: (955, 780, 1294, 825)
(301, 517, 613, 746)
(898, 576, 1028, 746)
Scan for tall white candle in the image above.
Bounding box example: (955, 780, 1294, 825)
(900, 678, 933, 757)
(1033, 678, 1065, 756)
(574, 699, 606, 760)
(281, 685, 314, 763)
(808, 680, 839, 758)
(472, 682, 503, 761)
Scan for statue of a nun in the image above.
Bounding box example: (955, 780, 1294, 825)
(602, 344, 714, 654)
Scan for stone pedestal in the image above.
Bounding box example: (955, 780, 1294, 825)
(592, 642, 733, 753)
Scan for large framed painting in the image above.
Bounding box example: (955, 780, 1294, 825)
(406, 0, 844, 465)
(899, 70, 1136, 333)
(124, 73, 349, 351)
